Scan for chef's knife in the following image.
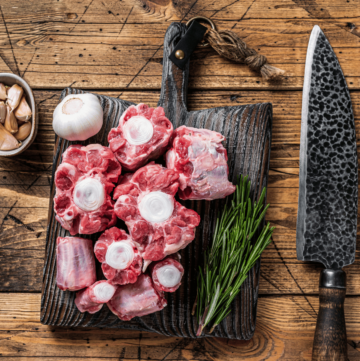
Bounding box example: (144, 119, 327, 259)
(297, 25, 358, 360)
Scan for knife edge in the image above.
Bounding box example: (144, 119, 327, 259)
(297, 25, 322, 261)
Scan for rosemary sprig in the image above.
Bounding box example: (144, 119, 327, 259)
(194, 175, 275, 336)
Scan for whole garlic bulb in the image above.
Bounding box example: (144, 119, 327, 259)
(53, 93, 103, 141)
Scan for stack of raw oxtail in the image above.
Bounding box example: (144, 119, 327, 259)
(54, 102, 236, 320)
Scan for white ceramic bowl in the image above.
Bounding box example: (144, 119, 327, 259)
(0, 73, 38, 156)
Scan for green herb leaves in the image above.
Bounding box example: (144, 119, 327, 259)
(194, 175, 275, 336)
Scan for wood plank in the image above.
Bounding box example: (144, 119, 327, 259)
(1, 1, 360, 89)
(0, 186, 50, 208)
(2, 0, 360, 23)
(1, 293, 360, 360)
(0, 0, 358, 355)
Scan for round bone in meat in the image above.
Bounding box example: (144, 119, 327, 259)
(139, 191, 174, 223)
(157, 265, 181, 287)
(54, 144, 121, 235)
(113, 162, 201, 262)
(105, 241, 135, 270)
(74, 177, 105, 211)
(151, 256, 184, 293)
(123, 115, 154, 145)
(93, 281, 117, 302)
(94, 227, 142, 285)
(108, 103, 173, 171)
(75, 280, 117, 314)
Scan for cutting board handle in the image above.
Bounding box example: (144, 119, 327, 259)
(312, 269, 348, 361)
(158, 22, 189, 127)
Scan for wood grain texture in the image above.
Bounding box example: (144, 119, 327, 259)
(1, 0, 360, 90)
(40, 23, 272, 339)
(3, 293, 360, 360)
(312, 287, 347, 360)
(1, 0, 360, 356)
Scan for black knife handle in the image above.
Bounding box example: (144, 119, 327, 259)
(312, 269, 348, 361)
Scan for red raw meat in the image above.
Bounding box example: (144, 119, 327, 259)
(108, 104, 173, 171)
(94, 227, 142, 285)
(150, 256, 184, 293)
(107, 274, 167, 321)
(75, 280, 117, 314)
(114, 163, 200, 262)
(56, 236, 96, 291)
(166, 126, 236, 200)
(54, 144, 121, 235)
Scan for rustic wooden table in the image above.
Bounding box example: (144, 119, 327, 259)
(0, 0, 360, 359)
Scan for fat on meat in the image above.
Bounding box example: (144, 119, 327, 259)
(150, 256, 184, 293)
(108, 103, 173, 171)
(107, 274, 167, 321)
(113, 162, 201, 262)
(166, 126, 236, 200)
(56, 236, 96, 291)
(54, 144, 121, 235)
(75, 280, 117, 314)
(94, 227, 142, 285)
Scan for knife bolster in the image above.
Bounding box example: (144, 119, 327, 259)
(312, 269, 347, 361)
(319, 269, 346, 289)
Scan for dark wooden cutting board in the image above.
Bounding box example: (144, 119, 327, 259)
(41, 22, 272, 339)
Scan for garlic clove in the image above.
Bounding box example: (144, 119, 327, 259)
(0, 84, 7, 101)
(14, 95, 32, 122)
(73, 177, 105, 211)
(139, 191, 174, 223)
(105, 241, 135, 270)
(93, 282, 117, 303)
(0, 101, 6, 123)
(156, 264, 182, 288)
(53, 93, 103, 141)
(14, 121, 31, 141)
(4, 105, 18, 134)
(0, 123, 20, 151)
(7, 84, 24, 110)
(123, 115, 154, 145)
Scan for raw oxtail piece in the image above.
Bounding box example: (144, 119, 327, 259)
(108, 103, 173, 171)
(54, 144, 121, 235)
(94, 227, 142, 285)
(166, 126, 236, 200)
(151, 256, 184, 293)
(113, 162, 201, 261)
(107, 274, 167, 321)
(75, 280, 117, 314)
(56, 236, 96, 291)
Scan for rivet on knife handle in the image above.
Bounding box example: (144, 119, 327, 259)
(312, 269, 348, 361)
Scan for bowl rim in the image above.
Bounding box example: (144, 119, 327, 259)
(0, 73, 38, 157)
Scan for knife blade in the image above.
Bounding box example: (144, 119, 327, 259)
(296, 25, 358, 360)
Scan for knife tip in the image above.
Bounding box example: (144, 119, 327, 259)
(312, 25, 322, 35)
(308, 25, 323, 48)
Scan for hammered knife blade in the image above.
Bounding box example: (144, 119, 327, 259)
(296, 25, 358, 360)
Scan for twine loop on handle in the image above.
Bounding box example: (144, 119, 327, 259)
(186, 17, 285, 81)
